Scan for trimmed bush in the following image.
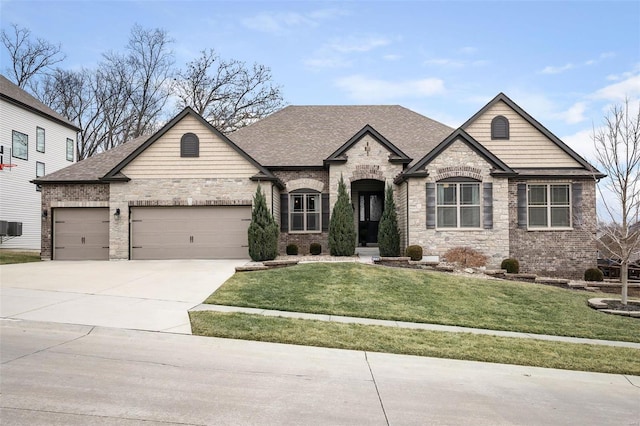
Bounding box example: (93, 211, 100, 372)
(286, 244, 298, 255)
(444, 247, 488, 268)
(328, 175, 356, 256)
(584, 268, 604, 282)
(378, 185, 400, 257)
(310, 243, 322, 255)
(501, 258, 520, 274)
(248, 185, 279, 261)
(405, 245, 423, 261)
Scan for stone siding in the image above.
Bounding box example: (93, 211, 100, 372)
(407, 140, 510, 268)
(109, 178, 268, 259)
(40, 184, 110, 259)
(508, 179, 598, 279)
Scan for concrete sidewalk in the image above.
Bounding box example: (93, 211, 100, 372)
(191, 303, 640, 349)
(2, 319, 638, 425)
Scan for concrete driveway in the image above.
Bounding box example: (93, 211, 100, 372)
(0, 259, 246, 333)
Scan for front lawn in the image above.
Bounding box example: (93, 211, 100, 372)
(0, 250, 41, 265)
(190, 311, 640, 376)
(204, 263, 640, 343)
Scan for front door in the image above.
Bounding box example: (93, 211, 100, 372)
(359, 192, 384, 245)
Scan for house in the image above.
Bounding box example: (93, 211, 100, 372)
(0, 75, 80, 250)
(34, 93, 604, 278)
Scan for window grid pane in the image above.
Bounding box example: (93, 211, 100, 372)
(527, 184, 572, 228)
(461, 206, 480, 227)
(437, 207, 457, 228)
(66, 138, 74, 161)
(290, 192, 321, 232)
(12, 131, 28, 160)
(36, 127, 45, 153)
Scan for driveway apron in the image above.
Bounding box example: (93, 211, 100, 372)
(0, 259, 246, 333)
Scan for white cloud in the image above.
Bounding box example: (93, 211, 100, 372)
(383, 54, 402, 61)
(459, 46, 477, 54)
(305, 35, 393, 70)
(335, 75, 445, 102)
(328, 36, 390, 53)
(558, 102, 588, 124)
(540, 63, 574, 74)
(592, 74, 640, 101)
(241, 8, 346, 34)
(561, 128, 596, 162)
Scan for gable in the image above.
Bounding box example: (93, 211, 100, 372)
(121, 114, 260, 179)
(325, 125, 411, 165)
(464, 99, 582, 168)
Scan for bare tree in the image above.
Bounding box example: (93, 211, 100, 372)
(124, 24, 175, 138)
(593, 98, 640, 305)
(175, 49, 284, 133)
(1, 23, 65, 88)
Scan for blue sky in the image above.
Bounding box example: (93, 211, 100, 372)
(1, 0, 639, 163)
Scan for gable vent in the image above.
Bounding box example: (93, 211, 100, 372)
(491, 116, 509, 140)
(181, 133, 199, 157)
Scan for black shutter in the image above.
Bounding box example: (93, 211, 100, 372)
(426, 183, 436, 229)
(572, 182, 582, 227)
(280, 193, 288, 232)
(483, 182, 493, 229)
(321, 193, 330, 232)
(517, 183, 527, 229)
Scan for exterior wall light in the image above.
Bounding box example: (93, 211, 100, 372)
(114, 208, 121, 217)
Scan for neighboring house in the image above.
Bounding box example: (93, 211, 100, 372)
(0, 75, 80, 250)
(34, 93, 603, 278)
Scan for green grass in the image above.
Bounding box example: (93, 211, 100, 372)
(0, 250, 41, 264)
(205, 263, 640, 343)
(190, 311, 640, 375)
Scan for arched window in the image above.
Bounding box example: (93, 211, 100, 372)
(491, 116, 509, 140)
(180, 133, 199, 157)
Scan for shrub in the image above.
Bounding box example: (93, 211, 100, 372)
(286, 244, 298, 255)
(405, 245, 423, 261)
(378, 185, 400, 257)
(248, 185, 279, 261)
(328, 175, 356, 256)
(310, 243, 322, 255)
(501, 258, 520, 274)
(444, 247, 488, 267)
(584, 268, 604, 282)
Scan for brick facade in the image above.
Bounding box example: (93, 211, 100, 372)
(40, 183, 110, 259)
(273, 169, 330, 254)
(508, 179, 598, 279)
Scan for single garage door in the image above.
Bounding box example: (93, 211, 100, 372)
(130, 206, 251, 260)
(53, 208, 109, 260)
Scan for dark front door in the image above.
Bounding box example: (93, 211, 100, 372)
(359, 191, 384, 245)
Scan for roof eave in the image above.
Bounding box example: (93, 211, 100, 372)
(1, 93, 81, 132)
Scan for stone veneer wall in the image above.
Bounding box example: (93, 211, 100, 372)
(508, 179, 598, 279)
(406, 140, 510, 268)
(109, 178, 269, 259)
(40, 183, 110, 259)
(273, 169, 330, 254)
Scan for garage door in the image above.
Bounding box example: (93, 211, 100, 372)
(130, 206, 251, 260)
(53, 208, 109, 260)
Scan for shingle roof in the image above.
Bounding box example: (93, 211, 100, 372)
(0, 74, 80, 131)
(33, 136, 148, 183)
(229, 105, 453, 167)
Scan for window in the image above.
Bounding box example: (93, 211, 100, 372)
(436, 182, 480, 228)
(527, 184, 570, 228)
(66, 138, 74, 161)
(12, 131, 28, 160)
(491, 115, 509, 140)
(181, 133, 199, 157)
(290, 192, 320, 232)
(36, 162, 45, 192)
(36, 127, 45, 152)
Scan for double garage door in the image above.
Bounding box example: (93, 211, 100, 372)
(53, 206, 250, 260)
(130, 206, 251, 260)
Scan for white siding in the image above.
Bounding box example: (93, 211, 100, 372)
(0, 99, 77, 250)
(122, 115, 259, 179)
(465, 101, 581, 168)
